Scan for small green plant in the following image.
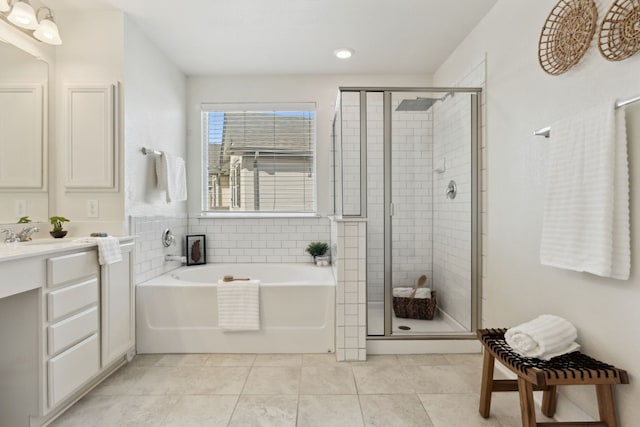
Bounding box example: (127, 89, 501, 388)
(17, 216, 32, 224)
(305, 241, 329, 258)
(49, 216, 70, 232)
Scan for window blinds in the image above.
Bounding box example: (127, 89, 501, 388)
(202, 104, 315, 213)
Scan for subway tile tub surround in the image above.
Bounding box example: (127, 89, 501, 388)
(189, 216, 331, 264)
(130, 215, 188, 284)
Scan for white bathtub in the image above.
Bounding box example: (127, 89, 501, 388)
(136, 264, 335, 354)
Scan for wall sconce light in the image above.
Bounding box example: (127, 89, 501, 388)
(0, 0, 10, 13)
(1, 0, 62, 45)
(33, 8, 61, 45)
(7, 0, 37, 29)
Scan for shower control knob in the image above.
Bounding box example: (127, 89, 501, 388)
(446, 180, 457, 199)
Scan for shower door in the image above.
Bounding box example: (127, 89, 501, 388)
(387, 90, 478, 336)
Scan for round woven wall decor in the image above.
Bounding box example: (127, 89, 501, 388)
(599, 0, 640, 61)
(538, 0, 598, 75)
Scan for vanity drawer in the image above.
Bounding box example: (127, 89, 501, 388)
(48, 306, 98, 356)
(48, 278, 98, 322)
(47, 251, 98, 287)
(48, 333, 99, 408)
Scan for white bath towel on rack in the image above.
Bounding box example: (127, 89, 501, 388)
(540, 102, 630, 280)
(155, 152, 187, 202)
(217, 280, 260, 331)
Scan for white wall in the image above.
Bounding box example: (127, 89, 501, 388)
(186, 74, 431, 217)
(123, 16, 187, 218)
(122, 17, 188, 282)
(435, 0, 640, 423)
(55, 10, 125, 236)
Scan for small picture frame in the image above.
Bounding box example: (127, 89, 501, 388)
(186, 235, 206, 266)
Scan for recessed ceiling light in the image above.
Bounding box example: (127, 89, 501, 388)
(334, 48, 354, 59)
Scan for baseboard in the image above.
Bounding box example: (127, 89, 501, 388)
(493, 363, 595, 422)
(367, 339, 481, 354)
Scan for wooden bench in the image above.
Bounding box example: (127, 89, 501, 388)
(478, 328, 629, 427)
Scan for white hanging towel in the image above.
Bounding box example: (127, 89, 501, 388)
(505, 314, 580, 360)
(540, 103, 630, 280)
(217, 280, 260, 331)
(74, 236, 122, 265)
(96, 236, 123, 265)
(155, 152, 187, 202)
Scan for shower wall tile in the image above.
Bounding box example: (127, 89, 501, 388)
(341, 96, 434, 304)
(433, 58, 486, 330)
(433, 88, 472, 327)
(130, 215, 188, 284)
(190, 217, 331, 264)
(332, 218, 367, 361)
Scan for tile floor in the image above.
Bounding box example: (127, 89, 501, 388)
(51, 353, 553, 427)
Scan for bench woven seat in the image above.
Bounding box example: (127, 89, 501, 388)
(477, 328, 628, 427)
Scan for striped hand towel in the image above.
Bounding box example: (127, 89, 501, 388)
(217, 280, 260, 331)
(505, 314, 580, 360)
(540, 103, 630, 280)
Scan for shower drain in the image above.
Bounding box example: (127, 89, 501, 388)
(398, 325, 411, 331)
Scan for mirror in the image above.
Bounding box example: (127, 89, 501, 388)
(0, 40, 48, 224)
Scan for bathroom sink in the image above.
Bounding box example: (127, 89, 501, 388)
(19, 239, 61, 245)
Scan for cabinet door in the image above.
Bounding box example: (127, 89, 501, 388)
(64, 84, 117, 190)
(101, 243, 134, 367)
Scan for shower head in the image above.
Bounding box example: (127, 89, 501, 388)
(395, 98, 438, 111)
(395, 92, 453, 111)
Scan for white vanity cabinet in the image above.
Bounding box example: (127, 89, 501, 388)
(0, 238, 135, 427)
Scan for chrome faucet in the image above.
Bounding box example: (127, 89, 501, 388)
(0, 229, 18, 243)
(17, 226, 40, 242)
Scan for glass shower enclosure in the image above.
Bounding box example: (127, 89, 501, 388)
(333, 87, 481, 338)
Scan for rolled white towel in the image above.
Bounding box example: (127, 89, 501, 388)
(392, 287, 431, 299)
(505, 314, 580, 360)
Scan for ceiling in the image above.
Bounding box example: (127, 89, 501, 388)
(46, 0, 497, 76)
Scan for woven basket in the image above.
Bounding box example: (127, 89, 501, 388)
(393, 290, 437, 320)
(392, 275, 437, 320)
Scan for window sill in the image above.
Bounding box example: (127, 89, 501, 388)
(195, 212, 325, 219)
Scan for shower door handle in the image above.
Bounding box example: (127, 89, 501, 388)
(389, 203, 397, 216)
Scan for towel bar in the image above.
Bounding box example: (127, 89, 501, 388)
(534, 94, 640, 138)
(141, 147, 162, 156)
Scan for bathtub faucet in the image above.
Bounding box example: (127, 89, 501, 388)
(165, 254, 187, 264)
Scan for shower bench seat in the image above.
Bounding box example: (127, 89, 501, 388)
(477, 328, 629, 427)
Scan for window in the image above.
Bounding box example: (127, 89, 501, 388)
(202, 103, 316, 213)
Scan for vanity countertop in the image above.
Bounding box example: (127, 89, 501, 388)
(0, 236, 134, 263)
